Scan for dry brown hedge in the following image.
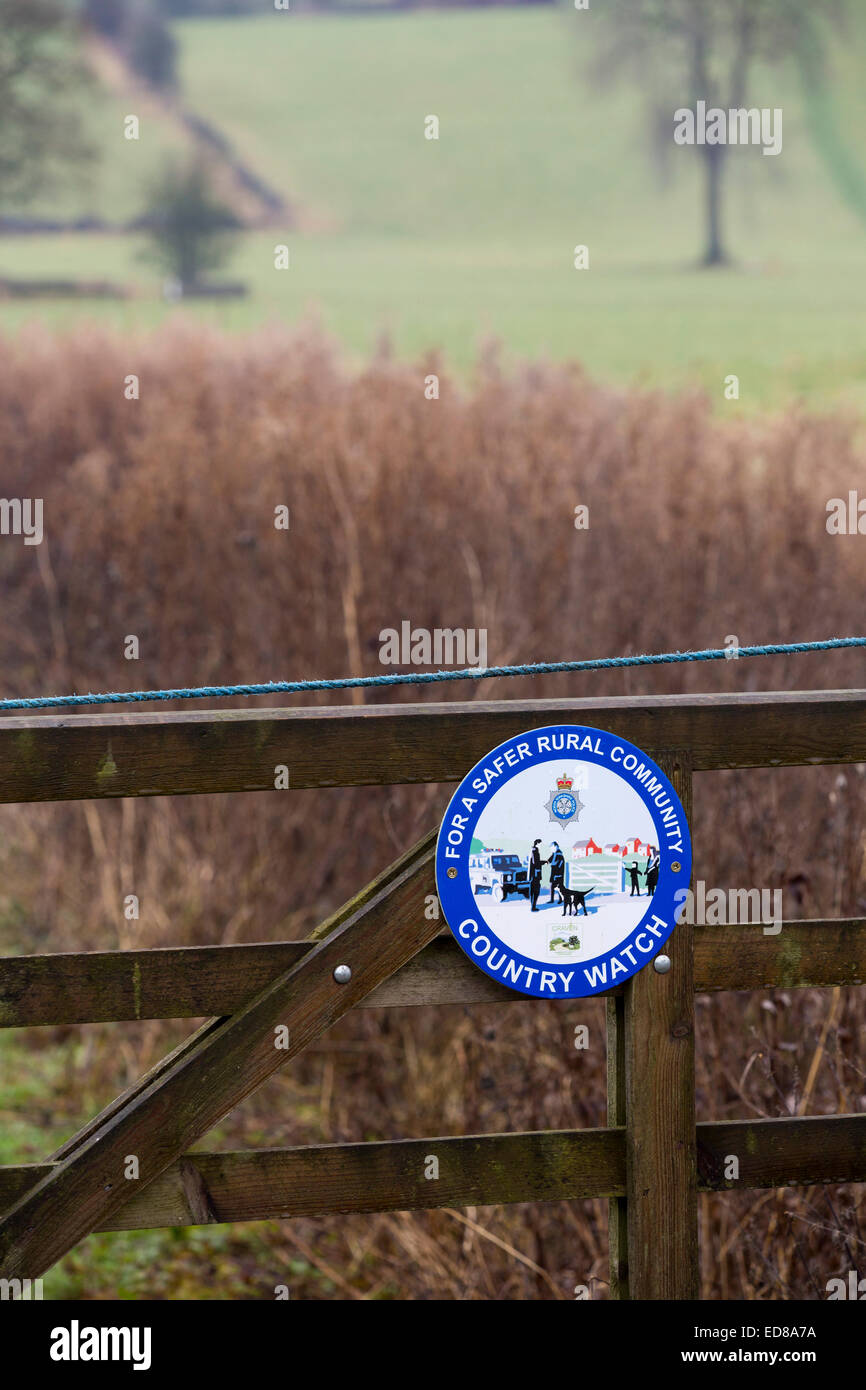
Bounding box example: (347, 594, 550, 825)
(0, 322, 864, 1299)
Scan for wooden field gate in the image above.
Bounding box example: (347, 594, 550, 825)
(0, 690, 864, 1298)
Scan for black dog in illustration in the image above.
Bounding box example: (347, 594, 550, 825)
(561, 886, 593, 917)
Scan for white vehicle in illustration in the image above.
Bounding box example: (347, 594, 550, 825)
(469, 851, 530, 902)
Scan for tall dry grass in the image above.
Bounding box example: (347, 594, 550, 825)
(0, 322, 864, 1299)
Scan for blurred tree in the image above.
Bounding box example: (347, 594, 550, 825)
(82, 0, 127, 36)
(139, 158, 241, 290)
(594, 0, 847, 266)
(122, 0, 178, 90)
(0, 0, 94, 210)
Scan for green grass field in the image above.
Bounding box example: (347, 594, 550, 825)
(1, 6, 865, 411)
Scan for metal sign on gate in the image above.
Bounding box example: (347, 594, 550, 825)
(435, 725, 691, 999)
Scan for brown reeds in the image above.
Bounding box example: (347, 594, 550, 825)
(0, 322, 863, 1298)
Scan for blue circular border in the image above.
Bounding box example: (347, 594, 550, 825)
(435, 724, 691, 999)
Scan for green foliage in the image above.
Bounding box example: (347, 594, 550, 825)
(0, 0, 95, 208)
(139, 157, 241, 285)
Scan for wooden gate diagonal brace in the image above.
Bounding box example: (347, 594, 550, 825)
(0, 830, 439, 1279)
(45, 828, 438, 1164)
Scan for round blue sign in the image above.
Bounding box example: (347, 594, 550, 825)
(435, 724, 691, 999)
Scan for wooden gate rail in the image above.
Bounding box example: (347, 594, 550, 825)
(1, 1117, 864, 1234)
(1, 918, 863, 1028)
(0, 691, 864, 1298)
(0, 690, 865, 804)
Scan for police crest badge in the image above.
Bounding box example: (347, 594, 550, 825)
(544, 771, 584, 829)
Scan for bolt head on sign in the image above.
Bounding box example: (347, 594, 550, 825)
(435, 725, 691, 1000)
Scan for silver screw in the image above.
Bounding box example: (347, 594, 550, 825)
(333, 964, 352, 984)
(653, 954, 672, 974)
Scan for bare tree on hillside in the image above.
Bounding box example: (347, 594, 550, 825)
(594, 0, 847, 266)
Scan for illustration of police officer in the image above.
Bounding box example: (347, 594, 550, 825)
(529, 839, 548, 911)
(548, 841, 565, 903)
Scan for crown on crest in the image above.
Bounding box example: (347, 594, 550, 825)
(556, 773, 573, 790)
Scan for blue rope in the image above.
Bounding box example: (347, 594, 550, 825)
(0, 638, 863, 713)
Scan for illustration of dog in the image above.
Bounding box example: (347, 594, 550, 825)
(561, 886, 593, 916)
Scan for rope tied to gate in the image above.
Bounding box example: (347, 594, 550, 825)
(0, 637, 863, 713)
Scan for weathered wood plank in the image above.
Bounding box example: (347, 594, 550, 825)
(621, 753, 698, 1300)
(1, 1116, 862, 1232)
(696, 1114, 866, 1191)
(0, 833, 441, 1279)
(0, 689, 864, 803)
(606, 993, 629, 1298)
(0, 935, 507, 1028)
(0, 1130, 625, 1228)
(694, 919, 866, 992)
(2, 919, 862, 1029)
